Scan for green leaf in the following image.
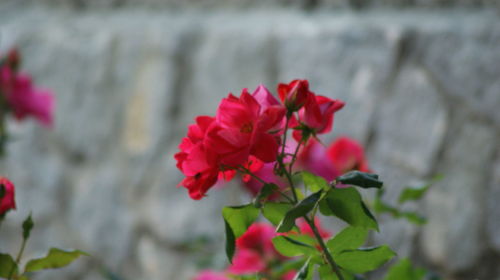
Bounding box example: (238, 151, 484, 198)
(24, 248, 88, 272)
(22, 214, 34, 240)
(222, 204, 260, 261)
(383, 258, 427, 280)
(398, 175, 442, 204)
(277, 191, 322, 233)
(272, 235, 317, 257)
(327, 226, 369, 256)
(398, 185, 430, 204)
(374, 190, 427, 225)
(0, 253, 18, 278)
(401, 212, 427, 225)
(302, 172, 329, 192)
(336, 245, 396, 274)
(336, 171, 383, 189)
(253, 183, 278, 208)
(293, 258, 313, 280)
(273, 258, 307, 279)
(318, 265, 354, 280)
(319, 188, 378, 230)
(262, 202, 292, 226)
(223, 220, 236, 264)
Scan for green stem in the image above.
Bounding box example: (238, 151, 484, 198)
(278, 112, 299, 203)
(287, 138, 303, 181)
(304, 216, 344, 280)
(277, 121, 344, 280)
(7, 236, 28, 280)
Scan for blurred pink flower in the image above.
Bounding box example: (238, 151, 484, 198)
(327, 136, 371, 175)
(228, 249, 267, 274)
(0, 66, 54, 127)
(298, 136, 371, 181)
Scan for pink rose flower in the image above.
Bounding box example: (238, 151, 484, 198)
(0, 66, 54, 127)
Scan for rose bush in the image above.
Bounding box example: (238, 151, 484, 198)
(176, 80, 402, 280)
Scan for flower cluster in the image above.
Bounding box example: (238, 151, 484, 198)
(0, 48, 54, 127)
(175, 80, 344, 200)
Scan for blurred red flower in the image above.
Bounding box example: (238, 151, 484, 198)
(0, 176, 16, 215)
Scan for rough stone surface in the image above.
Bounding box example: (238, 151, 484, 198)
(487, 152, 500, 251)
(422, 119, 497, 272)
(2, 0, 499, 9)
(0, 6, 498, 280)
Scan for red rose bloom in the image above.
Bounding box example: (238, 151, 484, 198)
(175, 85, 286, 200)
(175, 116, 222, 200)
(0, 176, 16, 215)
(207, 88, 285, 166)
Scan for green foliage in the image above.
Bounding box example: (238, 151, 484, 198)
(318, 265, 354, 280)
(273, 258, 307, 279)
(24, 248, 89, 272)
(336, 245, 396, 274)
(327, 226, 368, 256)
(319, 188, 378, 230)
(277, 191, 323, 233)
(222, 204, 260, 262)
(374, 190, 426, 225)
(374, 176, 440, 226)
(293, 258, 313, 280)
(383, 258, 427, 280)
(302, 172, 329, 192)
(336, 171, 383, 189)
(0, 253, 17, 278)
(272, 235, 317, 257)
(398, 176, 441, 203)
(262, 202, 292, 226)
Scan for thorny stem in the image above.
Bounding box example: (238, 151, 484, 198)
(304, 216, 345, 280)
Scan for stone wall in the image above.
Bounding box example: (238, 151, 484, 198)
(0, 3, 499, 280)
(2, 0, 500, 10)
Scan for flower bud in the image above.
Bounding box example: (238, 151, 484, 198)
(277, 79, 310, 112)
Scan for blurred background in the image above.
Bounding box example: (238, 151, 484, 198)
(0, 0, 499, 279)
